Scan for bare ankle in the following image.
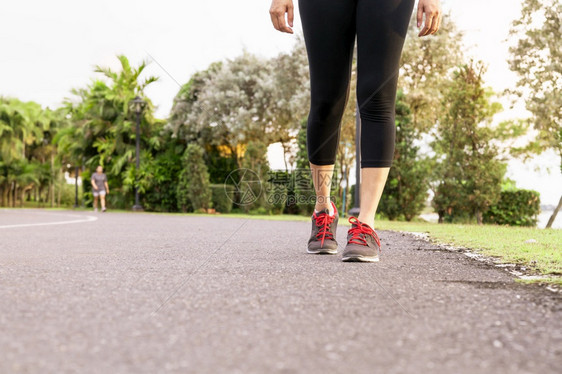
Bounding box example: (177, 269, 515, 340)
(315, 204, 330, 212)
(357, 215, 375, 230)
(315, 201, 334, 215)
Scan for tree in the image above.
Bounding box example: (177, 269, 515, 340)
(293, 119, 315, 215)
(379, 91, 429, 221)
(63, 55, 161, 208)
(241, 140, 270, 212)
(508, 0, 562, 228)
(431, 62, 506, 224)
(388, 14, 465, 220)
(176, 143, 211, 212)
(0, 98, 57, 207)
(399, 12, 465, 132)
(167, 38, 311, 176)
(267, 36, 310, 170)
(166, 62, 224, 146)
(168, 51, 273, 169)
(140, 143, 184, 212)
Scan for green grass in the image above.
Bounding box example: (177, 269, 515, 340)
(515, 278, 562, 286)
(365, 219, 562, 277)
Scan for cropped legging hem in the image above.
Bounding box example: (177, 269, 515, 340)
(308, 159, 393, 168)
(308, 158, 340, 166)
(308, 158, 393, 168)
(360, 159, 394, 168)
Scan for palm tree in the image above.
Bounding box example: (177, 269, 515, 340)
(62, 55, 160, 208)
(0, 98, 60, 206)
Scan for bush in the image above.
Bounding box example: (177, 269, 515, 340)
(142, 146, 183, 212)
(211, 184, 233, 213)
(176, 143, 211, 212)
(483, 189, 540, 226)
(59, 181, 82, 207)
(249, 206, 268, 215)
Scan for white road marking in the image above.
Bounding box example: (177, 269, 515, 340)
(0, 211, 98, 229)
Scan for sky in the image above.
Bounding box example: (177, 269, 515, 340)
(1, 0, 560, 210)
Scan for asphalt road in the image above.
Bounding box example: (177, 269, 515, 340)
(0, 209, 560, 374)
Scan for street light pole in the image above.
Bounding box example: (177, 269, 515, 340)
(348, 103, 361, 217)
(73, 166, 79, 208)
(131, 96, 145, 212)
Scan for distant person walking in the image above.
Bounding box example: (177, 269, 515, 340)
(91, 165, 109, 212)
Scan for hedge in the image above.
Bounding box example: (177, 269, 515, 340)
(483, 189, 540, 226)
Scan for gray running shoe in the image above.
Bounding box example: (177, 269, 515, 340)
(307, 201, 339, 254)
(342, 216, 381, 262)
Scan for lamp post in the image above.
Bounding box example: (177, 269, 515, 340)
(73, 165, 79, 208)
(131, 96, 146, 211)
(348, 103, 361, 217)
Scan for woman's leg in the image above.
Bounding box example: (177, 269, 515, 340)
(357, 168, 391, 229)
(299, 0, 357, 212)
(356, 0, 415, 228)
(309, 163, 334, 213)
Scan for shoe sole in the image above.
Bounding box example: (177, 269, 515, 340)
(342, 255, 379, 262)
(307, 248, 338, 255)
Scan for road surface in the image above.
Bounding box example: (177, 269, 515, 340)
(0, 209, 560, 373)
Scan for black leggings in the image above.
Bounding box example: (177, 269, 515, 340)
(299, 0, 415, 168)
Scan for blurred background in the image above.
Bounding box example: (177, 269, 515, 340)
(1, 0, 560, 228)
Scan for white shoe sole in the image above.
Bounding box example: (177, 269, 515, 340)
(307, 248, 338, 255)
(342, 255, 380, 262)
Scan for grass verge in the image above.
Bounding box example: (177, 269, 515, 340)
(515, 278, 562, 286)
(367, 219, 562, 278)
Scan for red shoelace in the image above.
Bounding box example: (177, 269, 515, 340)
(347, 216, 381, 248)
(314, 211, 335, 247)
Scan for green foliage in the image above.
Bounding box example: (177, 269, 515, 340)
(508, 0, 562, 228)
(210, 184, 234, 213)
(400, 12, 465, 132)
(205, 145, 239, 184)
(176, 143, 211, 212)
(508, 0, 561, 163)
(373, 219, 562, 276)
(483, 189, 541, 227)
(166, 61, 224, 145)
(431, 62, 506, 224)
(141, 145, 183, 212)
(240, 140, 270, 212)
(293, 119, 315, 215)
(295, 119, 309, 170)
(0, 97, 64, 207)
(58, 181, 82, 207)
(61, 55, 161, 209)
(265, 169, 289, 215)
(249, 206, 269, 215)
(379, 91, 429, 221)
(166, 39, 310, 169)
(350, 184, 357, 210)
